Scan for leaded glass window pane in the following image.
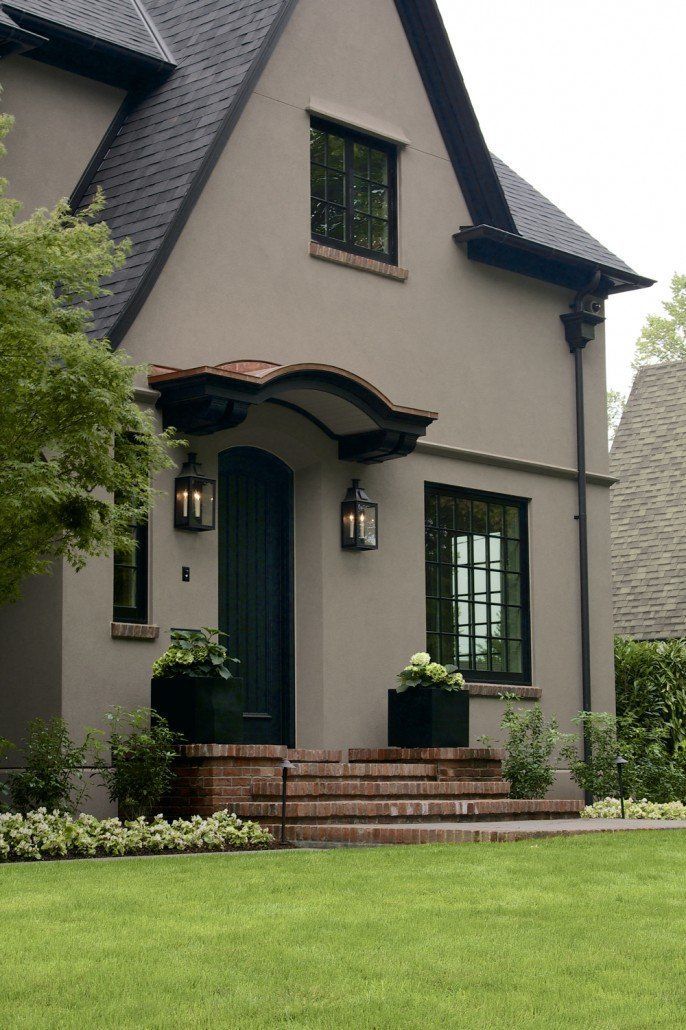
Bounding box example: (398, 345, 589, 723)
(310, 120, 396, 262)
(425, 486, 530, 682)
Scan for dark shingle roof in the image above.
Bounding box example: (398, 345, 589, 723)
(2, 0, 171, 62)
(492, 154, 633, 275)
(79, 0, 292, 342)
(610, 362, 686, 639)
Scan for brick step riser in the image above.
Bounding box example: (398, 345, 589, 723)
(251, 780, 511, 800)
(233, 800, 583, 822)
(288, 763, 504, 781)
(263, 825, 569, 845)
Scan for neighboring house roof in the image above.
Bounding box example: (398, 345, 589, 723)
(5, 0, 652, 344)
(610, 362, 686, 639)
(1, 0, 172, 64)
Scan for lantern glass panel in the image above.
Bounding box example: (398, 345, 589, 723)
(359, 501, 377, 548)
(199, 479, 215, 529)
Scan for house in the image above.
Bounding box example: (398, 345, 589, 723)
(0, 0, 652, 811)
(611, 362, 686, 639)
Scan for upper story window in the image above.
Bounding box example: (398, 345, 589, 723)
(425, 484, 531, 684)
(310, 118, 398, 264)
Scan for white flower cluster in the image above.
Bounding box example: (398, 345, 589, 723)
(581, 797, 686, 820)
(396, 652, 466, 692)
(0, 808, 273, 862)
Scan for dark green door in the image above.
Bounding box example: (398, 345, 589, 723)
(219, 447, 294, 745)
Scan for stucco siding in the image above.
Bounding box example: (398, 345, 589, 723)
(0, 55, 124, 214)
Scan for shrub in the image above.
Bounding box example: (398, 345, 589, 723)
(615, 636, 686, 750)
(0, 737, 12, 812)
(7, 718, 98, 814)
(560, 711, 619, 799)
(582, 797, 686, 820)
(500, 697, 571, 799)
(560, 711, 686, 803)
(0, 809, 273, 863)
(396, 652, 466, 692)
(152, 627, 240, 680)
(95, 707, 179, 821)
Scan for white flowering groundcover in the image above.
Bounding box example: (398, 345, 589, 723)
(0, 809, 274, 862)
(582, 797, 686, 820)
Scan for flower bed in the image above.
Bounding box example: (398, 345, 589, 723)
(582, 797, 686, 820)
(0, 809, 274, 863)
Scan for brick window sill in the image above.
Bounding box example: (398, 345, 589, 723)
(309, 242, 408, 281)
(467, 683, 541, 700)
(111, 622, 159, 641)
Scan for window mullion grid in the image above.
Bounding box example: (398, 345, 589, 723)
(345, 137, 353, 248)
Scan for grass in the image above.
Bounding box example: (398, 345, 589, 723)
(1, 833, 685, 1028)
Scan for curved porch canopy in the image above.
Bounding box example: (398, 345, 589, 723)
(149, 360, 437, 463)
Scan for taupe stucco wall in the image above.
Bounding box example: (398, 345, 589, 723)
(0, 55, 124, 213)
(0, 562, 62, 760)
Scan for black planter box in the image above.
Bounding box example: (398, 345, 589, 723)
(151, 677, 244, 744)
(388, 687, 469, 748)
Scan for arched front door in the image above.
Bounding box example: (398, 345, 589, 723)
(219, 447, 294, 745)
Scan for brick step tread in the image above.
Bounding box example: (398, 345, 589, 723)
(348, 747, 505, 762)
(263, 820, 584, 845)
(252, 779, 510, 799)
(234, 799, 583, 822)
(287, 749, 344, 763)
(288, 762, 503, 780)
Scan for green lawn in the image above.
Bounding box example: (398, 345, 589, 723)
(1, 833, 685, 1029)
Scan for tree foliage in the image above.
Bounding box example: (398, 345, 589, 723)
(632, 272, 686, 369)
(0, 103, 176, 604)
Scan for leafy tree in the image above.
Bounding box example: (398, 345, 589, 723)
(632, 272, 686, 369)
(607, 388, 627, 443)
(0, 102, 176, 604)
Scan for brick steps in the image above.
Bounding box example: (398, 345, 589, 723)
(252, 778, 511, 800)
(265, 820, 586, 845)
(165, 745, 583, 844)
(235, 798, 583, 824)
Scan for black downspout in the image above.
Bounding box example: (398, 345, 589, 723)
(560, 270, 605, 773)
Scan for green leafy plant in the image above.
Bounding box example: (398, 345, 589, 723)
(396, 652, 466, 693)
(152, 628, 239, 681)
(0, 809, 272, 862)
(95, 707, 179, 821)
(614, 636, 686, 754)
(500, 696, 570, 799)
(7, 718, 99, 814)
(559, 711, 619, 799)
(0, 737, 12, 812)
(0, 109, 177, 606)
(582, 797, 686, 820)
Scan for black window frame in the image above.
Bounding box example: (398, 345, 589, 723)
(310, 117, 398, 266)
(424, 482, 532, 685)
(113, 519, 149, 624)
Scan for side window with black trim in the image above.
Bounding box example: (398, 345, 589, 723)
(310, 118, 398, 264)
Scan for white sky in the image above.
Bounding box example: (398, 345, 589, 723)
(437, 0, 686, 397)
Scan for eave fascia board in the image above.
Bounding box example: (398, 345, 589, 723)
(393, 0, 517, 233)
(454, 224, 656, 295)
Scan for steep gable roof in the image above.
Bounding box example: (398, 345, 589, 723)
(610, 362, 686, 639)
(8, 0, 650, 344)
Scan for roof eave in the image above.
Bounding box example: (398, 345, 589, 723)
(454, 224, 655, 296)
(3, 7, 175, 86)
(0, 14, 46, 55)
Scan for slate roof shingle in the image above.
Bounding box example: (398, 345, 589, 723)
(2, 0, 171, 62)
(78, 0, 290, 341)
(492, 154, 633, 275)
(610, 362, 686, 639)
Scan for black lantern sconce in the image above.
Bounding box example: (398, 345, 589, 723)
(341, 479, 378, 550)
(174, 453, 216, 532)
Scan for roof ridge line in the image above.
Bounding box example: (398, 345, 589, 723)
(130, 0, 175, 65)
